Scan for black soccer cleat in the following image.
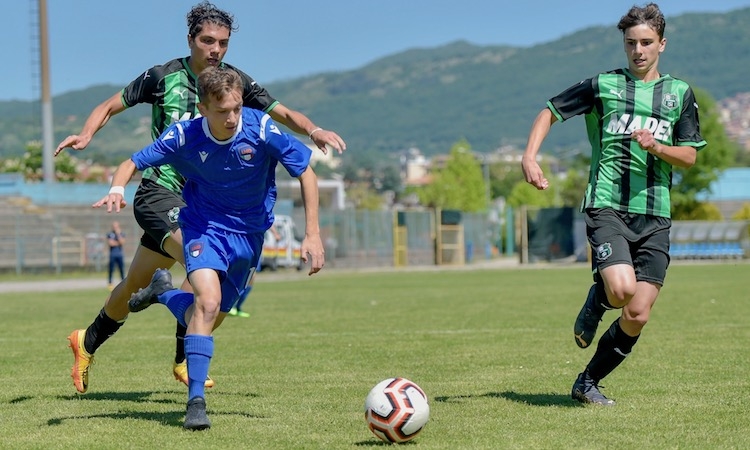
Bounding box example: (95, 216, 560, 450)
(573, 283, 606, 348)
(128, 269, 174, 313)
(571, 371, 615, 406)
(184, 397, 211, 430)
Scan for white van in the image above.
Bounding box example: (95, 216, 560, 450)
(260, 215, 304, 271)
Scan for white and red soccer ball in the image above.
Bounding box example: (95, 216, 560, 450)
(364, 377, 430, 444)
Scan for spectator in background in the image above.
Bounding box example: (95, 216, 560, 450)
(106, 221, 125, 290)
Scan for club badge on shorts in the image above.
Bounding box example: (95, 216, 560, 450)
(167, 207, 180, 224)
(596, 242, 613, 261)
(190, 242, 203, 258)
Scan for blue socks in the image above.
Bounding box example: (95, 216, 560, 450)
(158, 290, 195, 328)
(184, 334, 214, 401)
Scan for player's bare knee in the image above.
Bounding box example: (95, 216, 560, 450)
(606, 284, 636, 307)
(195, 297, 222, 318)
(621, 308, 650, 329)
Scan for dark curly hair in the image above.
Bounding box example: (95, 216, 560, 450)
(187, 1, 238, 38)
(617, 3, 665, 39)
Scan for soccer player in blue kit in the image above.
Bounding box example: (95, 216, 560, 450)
(94, 66, 325, 430)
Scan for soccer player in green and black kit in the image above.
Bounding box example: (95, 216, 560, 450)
(56, 1, 345, 395)
(522, 3, 706, 406)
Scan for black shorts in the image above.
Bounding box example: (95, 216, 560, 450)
(133, 179, 184, 258)
(585, 208, 671, 286)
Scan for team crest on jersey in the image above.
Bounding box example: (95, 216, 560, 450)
(662, 93, 678, 110)
(238, 146, 255, 161)
(189, 242, 203, 258)
(167, 207, 180, 224)
(596, 243, 613, 261)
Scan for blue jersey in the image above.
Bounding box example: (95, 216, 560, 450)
(131, 108, 312, 234)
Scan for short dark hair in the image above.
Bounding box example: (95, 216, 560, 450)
(187, 1, 238, 39)
(197, 66, 243, 104)
(617, 3, 666, 39)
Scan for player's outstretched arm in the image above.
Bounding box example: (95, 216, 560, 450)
(268, 103, 346, 155)
(297, 166, 324, 276)
(55, 92, 127, 156)
(92, 159, 137, 213)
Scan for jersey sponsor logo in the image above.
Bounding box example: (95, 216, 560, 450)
(199, 151, 209, 162)
(169, 111, 193, 125)
(189, 242, 203, 258)
(238, 146, 255, 160)
(596, 243, 613, 261)
(167, 206, 180, 224)
(662, 93, 678, 110)
(605, 113, 673, 141)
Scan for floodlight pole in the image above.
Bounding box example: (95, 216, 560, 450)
(39, 0, 55, 183)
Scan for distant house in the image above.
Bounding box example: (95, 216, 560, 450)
(698, 167, 750, 218)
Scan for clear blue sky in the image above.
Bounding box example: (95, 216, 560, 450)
(3, 0, 749, 101)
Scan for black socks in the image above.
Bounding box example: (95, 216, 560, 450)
(85, 308, 125, 354)
(586, 318, 640, 381)
(175, 322, 188, 363)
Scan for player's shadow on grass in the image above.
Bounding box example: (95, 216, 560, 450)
(48, 410, 186, 427)
(48, 390, 267, 427)
(57, 390, 184, 404)
(434, 391, 581, 407)
(57, 389, 260, 403)
(47, 409, 265, 428)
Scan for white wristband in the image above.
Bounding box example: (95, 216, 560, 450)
(108, 186, 125, 196)
(309, 127, 323, 139)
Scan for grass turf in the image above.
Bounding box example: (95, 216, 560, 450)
(0, 263, 748, 449)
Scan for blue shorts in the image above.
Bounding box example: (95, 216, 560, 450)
(181, 223, 264, 312)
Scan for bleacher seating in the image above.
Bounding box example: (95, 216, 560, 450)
(0, 197, 140, 272)
(669, 221, 748, 260)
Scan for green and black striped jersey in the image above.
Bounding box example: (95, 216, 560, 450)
(120, 57, 279, 193)
(548, 68, 706, 218)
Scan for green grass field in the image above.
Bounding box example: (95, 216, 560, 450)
(1, 263, 748, 449)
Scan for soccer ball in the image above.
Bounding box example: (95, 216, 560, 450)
(364, 377, 430, 444)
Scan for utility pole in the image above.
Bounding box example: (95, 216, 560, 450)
(39, 0, 55, 183)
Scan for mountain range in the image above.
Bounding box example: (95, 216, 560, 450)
(1, 7, 748, 165)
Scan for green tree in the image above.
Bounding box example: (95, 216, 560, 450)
(671, 88, 737, 219)
(0, 140, 77, 181)
(417, 140, 487, 212)
(679, 202, 723, 220)
(731, 203, 750, 220)
(379, 164, 403, 194)
(506, 180, 555, 208)
(557, 168, 588, 208)
(346, 184, 383, 210)
(489, 161, 525, 200)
